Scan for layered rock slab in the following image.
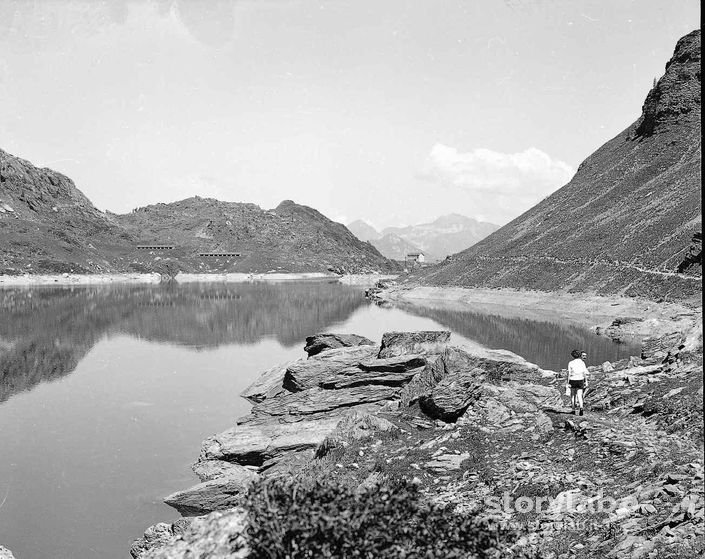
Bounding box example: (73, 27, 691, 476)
(192, 460, 258, 483)
(283, 345, 379, 391)
(303, 333, 375, 357)
(319, 365, 426, 389)
(164, 466, 259, 516)
(419, 367, 485, 421)
(252, 385, 401, 416)
(240, 360, 296, 404)
(200, 415, 342, 466)
(377, 330, 450, 358)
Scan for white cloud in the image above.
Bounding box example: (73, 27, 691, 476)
(419, 144, 575, 224)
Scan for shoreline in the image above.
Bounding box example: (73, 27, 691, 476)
(0, 272, 398, 288)
(378, 285, 703, 343)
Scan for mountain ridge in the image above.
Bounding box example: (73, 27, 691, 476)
(0, 151, 398, 275)
(348, 214, 499, 261)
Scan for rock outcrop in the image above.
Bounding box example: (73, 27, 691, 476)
(419, 367, 485, 421)
(138, 318, 703, 559)
(164, 473, 258, 517)
(132, 509, 248, 559)
(377, 330, 451, 358)
(303, 333, 375, 357)
(0, 546, 15, 559)
(239, 361, 292, 404)
(282, 345, 379, 391)
(200, 415, 342, 467)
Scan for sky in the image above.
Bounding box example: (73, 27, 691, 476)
(0, 0, 699, 228)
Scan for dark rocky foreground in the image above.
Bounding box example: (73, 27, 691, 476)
(131, 323, 704, 558)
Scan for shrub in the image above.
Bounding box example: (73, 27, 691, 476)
(245, 477, 532, 559)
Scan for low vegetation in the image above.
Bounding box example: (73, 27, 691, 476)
(245, 477, 533, 559)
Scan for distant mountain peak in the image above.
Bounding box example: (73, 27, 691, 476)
(634, 29, 700, 137)
(347, 219, 381, 242)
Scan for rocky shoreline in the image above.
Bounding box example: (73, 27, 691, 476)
(130, 291, 704, 558)
(0, 272, 397, 288)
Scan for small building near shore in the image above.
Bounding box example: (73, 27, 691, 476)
(405, 252, 425, 265)
(136, 245, 174, 250)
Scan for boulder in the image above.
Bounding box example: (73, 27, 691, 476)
(240, 361, 295, 404)
(259, 448, 317, 477)
(304, 333, 375, 357)
(399, 354, 446, 406)
(200, 415, 342, 466)
(164, 472, 257, 516)
(460, 383, 565, 431)
(442, 346, 541, 383)
(419, 367, 484, 422)
(641, 331, 686, 363)
(283, 345, 378, 391)
(131, 519, 194, 559)
(252, 385, 401, 417)
(135, 508, 248, 559)
(508, 382, 565, 411)
(317, 410, 400, 457)
(192, 460, 259, 483)
(377, 331, 450, 358)
(320, 365, 425, 389)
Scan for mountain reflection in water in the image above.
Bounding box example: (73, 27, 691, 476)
(0, 282, 368, 403)
(391, 303, 642, 371)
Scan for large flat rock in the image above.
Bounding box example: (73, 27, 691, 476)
(283, 345, 378, 391)
(319, 365, 425, 389)
(240, 360, 296, 404)
(200, 415, 342, 466)
(377, 330, 450, 358)
(164, 471, 257, 516)
(304, 333, 375, 357)
(192, 460, 259, 483)
(442, 346, 541, 382)
(252, 385, 400, 416)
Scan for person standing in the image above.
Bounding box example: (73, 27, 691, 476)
(567, 349, 589, 415)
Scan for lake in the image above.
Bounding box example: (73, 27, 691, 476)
(0, 281, 640, 558)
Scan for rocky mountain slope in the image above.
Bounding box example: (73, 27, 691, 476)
(0, 150, 398, 275)
(348, 214, 499, 262)
(116, 198, 397, 274)
(416, 30, 702, 301)
(0, 148, 133, 274)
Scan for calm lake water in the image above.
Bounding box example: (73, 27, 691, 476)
(0, 282, 640, 559)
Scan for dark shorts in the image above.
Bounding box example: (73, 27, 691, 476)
(569, 379, 585, 390)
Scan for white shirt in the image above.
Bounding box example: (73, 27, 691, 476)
(568, 358, 588, 381)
